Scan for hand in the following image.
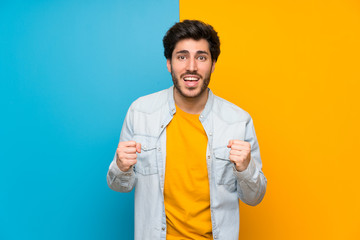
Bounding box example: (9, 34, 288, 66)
(227, 140, 251, 172)
(116, 141, 141, 172)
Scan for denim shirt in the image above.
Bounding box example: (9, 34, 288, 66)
(107, 86, 267, 240)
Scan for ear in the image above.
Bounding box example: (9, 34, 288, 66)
(166, 59, 171, 73)
(211, 61, 216, 73)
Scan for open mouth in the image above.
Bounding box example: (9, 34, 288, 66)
(183, 75, 200, 87)
(183, 76, 200, 81)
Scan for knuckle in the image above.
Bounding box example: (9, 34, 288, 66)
(118, 152, 126, 159)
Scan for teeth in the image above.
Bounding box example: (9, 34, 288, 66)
(184, 77, 199, 81)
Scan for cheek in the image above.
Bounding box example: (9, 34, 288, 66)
(200, 65, 213, 75)
(172, 65, 184, 75)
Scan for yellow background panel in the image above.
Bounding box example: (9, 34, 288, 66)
(180, 0, 360, 239)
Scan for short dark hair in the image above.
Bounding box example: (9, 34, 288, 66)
(163, 20, 220, 62)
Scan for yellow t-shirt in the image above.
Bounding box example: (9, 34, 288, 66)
(164, 105, 212, 239)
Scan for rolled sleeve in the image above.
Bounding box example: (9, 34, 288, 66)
(107, 157, 135, 192)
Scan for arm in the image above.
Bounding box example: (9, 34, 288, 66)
(106, 105, 138, 192)
(228, 117, 267, 206)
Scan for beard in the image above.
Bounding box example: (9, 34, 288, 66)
(171, 68, 212, 99)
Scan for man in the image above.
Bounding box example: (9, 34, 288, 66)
(107, 20, 267, 240)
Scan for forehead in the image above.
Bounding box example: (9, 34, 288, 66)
(173, 38, 210, 53)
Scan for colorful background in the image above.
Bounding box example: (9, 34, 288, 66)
(1, 0, 359, 239)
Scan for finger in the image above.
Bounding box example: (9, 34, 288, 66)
(229, 154, 243, 163)
(118, 140, 137, 148)
(227, 140, 234, 148)
(230, 149, 244, 156)
(117, 150, 137, 161)
(136, 142, 141, 153)
(124, 159, 137, 167)
(124, 154, 138, 160)
(122, 147, 137, 154)
(129, 159, 137, 165)
(229, 144, 251, 151)
(231, 140, 250, 146)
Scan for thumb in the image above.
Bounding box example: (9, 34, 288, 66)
(136, 142, 141, 153)
(227, 140, 233, 148)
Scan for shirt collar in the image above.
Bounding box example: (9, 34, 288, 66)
(166, 85, 214, 121)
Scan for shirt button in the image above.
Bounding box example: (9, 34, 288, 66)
(200, 115, 203, 118)
(161, 124, 164, 128)
(207, 155, 210, 159)
(209, 132, 213, 136)
(158, 147, 161, 152)
(162, 227, 165, 231)
(214, 235, 217, 239)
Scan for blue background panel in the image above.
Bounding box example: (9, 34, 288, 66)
(0, 1, 178, 239)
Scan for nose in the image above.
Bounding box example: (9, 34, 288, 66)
(186, 57, 198, 72)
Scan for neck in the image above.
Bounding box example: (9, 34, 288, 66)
(173, 88, 209, 114)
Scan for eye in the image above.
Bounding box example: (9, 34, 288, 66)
(198, 56, 207, 61)
(178, 55, 186, 60)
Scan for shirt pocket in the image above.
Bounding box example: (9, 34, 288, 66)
(213, 146, 236, 192)
(133, 135, 158, 175)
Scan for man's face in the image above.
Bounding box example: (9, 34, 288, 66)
(167, 38, 215, 99)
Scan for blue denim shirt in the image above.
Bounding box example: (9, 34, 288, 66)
(107, 86, 267, 240)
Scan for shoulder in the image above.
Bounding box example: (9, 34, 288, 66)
(212, 94, 251, 123)
(129, 87, 170, 113)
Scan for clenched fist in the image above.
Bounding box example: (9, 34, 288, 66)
(227, 140, 251, 172)
(116, 141, 141, 172)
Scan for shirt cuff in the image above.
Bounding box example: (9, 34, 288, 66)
(233, 157, 256, 181)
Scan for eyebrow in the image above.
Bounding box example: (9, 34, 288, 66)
(196, 51, 209, 55)
(175, 50, 209, 55)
